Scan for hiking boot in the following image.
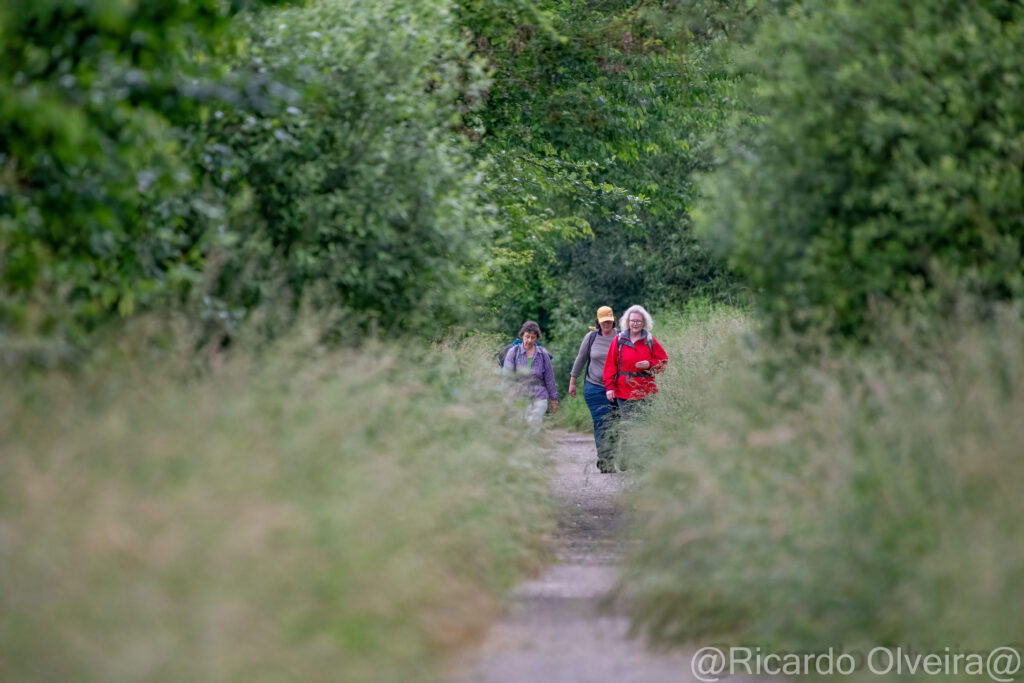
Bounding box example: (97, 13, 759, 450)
(597, 459, 615, 473)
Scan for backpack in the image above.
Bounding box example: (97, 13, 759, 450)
(497, 338, 552, 372)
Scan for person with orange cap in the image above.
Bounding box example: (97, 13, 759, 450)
(568, 306, 619, 473)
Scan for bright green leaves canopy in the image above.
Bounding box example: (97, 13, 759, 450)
(467, 0, 738, 336)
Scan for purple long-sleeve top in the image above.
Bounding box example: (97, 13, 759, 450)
(502, 344, 559, 401)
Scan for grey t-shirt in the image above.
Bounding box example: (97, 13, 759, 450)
(570, 331, 614, 386)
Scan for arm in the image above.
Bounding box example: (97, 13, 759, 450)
(651, 338, 668, 373)
(569, 334, 590, 379)
(568, 333, 590, 397)
(543, 351, 559, 401)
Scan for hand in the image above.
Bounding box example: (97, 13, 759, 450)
(635, 360, 651, 371)
(606, 390, 615, 402)
(549, 399, 559, 414)
(568, 378, 577, 398)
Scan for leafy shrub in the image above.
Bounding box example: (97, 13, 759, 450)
(197, 0, 492, 339)
(0, 0, 281, 342)
(1, 0, 497, 351)
(697, 0, 1024, 339)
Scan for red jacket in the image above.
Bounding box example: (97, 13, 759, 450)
(603, 331, 668, 400)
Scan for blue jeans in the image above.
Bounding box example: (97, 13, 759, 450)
(584, 380, 616, 464)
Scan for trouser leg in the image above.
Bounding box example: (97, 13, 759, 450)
(584, 381, 616, 471)
(614, 397, 647, 469)
(523, 398, 548, 431)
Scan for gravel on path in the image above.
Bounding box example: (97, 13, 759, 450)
(447, 430, 760, 683)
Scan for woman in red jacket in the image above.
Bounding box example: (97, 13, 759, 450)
(603, 303, 668, 420)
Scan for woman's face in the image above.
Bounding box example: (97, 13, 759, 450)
(521, 331, 539, 347)
(599, 320, 615, 335)
(628, 315, 645, 332)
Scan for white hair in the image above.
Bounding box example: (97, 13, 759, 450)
(619, 304, 654, 332)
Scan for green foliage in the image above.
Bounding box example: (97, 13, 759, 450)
(465, 0, 740, 339)
(673, 0, 794, 43)
(1, 0, 506, 351)
(697, 0, 1024, 340)
(552, 386, 594, 432)
(0, 330, 554, 682)
(0, 0, 281, 342)
(196, 0, 493, 338)
(622, 307, 1024, 666)
(1, 0, 749, 355)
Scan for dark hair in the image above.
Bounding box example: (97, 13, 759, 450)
(519, 320, 541, 338)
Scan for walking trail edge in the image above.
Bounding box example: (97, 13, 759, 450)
(447, 430, 761, 683)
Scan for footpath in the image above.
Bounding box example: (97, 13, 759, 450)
(447, 430, 752, 683)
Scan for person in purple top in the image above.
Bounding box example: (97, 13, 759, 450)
(502, 320, 559, 429)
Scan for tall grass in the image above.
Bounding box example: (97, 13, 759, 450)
(621, 307, 1024, 677)
(551, 391, 593, 432)
(551, 299, 749, 434)
(0, 330, 554, 682)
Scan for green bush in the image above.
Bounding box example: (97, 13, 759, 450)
(1, 0, 496, 351)
(697, 0, 1024, 340)
(0, 0, 281, 343)
(197, 0, 492, 338)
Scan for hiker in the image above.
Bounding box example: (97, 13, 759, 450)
(502, 320, 559, 429)
(568, 306, 619, 473)
(603, 305, 668, 467)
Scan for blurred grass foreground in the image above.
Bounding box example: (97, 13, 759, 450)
(0, 332, 553, 682)
(621, 306, 1024, 675)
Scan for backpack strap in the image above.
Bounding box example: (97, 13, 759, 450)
(613, 331, 654, 385)
(615, 336, 623, 384)
(581, 329, 599, 380)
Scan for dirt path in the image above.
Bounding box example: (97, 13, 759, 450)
(448, 430, 747, 683)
